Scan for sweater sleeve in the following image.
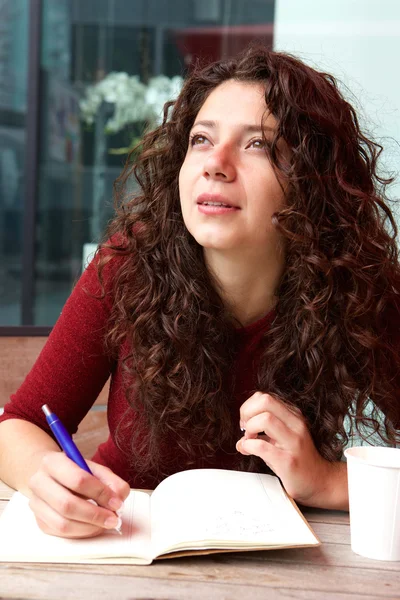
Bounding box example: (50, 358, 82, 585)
(0, 249, 122, 436)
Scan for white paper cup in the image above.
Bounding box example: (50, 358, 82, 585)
(344, 446, 400, 561)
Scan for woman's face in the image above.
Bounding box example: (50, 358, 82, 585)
(178, 80, 286, 259)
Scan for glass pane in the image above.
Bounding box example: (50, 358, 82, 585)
(273, 0, 400, 205)
(34, 0, 275, 325)
(0, 0, 29, 325)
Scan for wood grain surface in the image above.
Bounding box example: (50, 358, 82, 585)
(0, 336, 110, 408)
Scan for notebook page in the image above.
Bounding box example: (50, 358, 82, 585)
(150, 469, 317, 556)
(0, 478, 14, 500)
(0, 490, 152, 563)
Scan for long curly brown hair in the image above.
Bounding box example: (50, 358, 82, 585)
(98, 44, 400, 479)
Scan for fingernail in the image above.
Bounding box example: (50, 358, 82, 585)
(108, 497, 123, 511)
(115, 516, 122, 532)
(105, 515, 119, 529)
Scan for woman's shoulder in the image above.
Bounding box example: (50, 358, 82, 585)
(85, 233, 134, 291)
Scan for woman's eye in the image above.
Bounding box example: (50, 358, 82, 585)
(248, 138, 265, 149)
(190, 134, 208, 146)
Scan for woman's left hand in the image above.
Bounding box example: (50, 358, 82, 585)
(236, 391, 348, 509)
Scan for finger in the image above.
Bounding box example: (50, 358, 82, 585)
(40, 453, 123, 511)
(239, 391, 263, 429)
(244, 412, 293, 448)
(30, 495, 105, 539)
(29, 473, 121, 531)
(89, 461, 131, 503)
(240, 392, 303, 431)
(236, 436, 284, 473)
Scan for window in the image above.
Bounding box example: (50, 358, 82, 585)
(0, 0, 29, 325)
(3, 0, 398, 330)
(0, 0, 275, 328)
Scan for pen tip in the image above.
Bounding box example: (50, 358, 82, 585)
(42, 404, 51, 417)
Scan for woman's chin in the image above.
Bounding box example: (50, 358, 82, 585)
(189, 225, 236, 249)
(196, 236, 237, 252)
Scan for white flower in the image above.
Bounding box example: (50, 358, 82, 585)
(145, 75, 184, 124)
(79, 72, 183, 132)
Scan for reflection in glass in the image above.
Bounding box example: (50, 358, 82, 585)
(34, 0, 275, 325)
(0, 0, 29, 325)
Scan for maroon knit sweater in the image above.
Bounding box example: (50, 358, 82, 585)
(1, 255, 277, 488)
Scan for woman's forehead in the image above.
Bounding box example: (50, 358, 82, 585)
(193, 80, 277, 131)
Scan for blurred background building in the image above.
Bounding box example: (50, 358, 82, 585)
(0, 0, 399, 332)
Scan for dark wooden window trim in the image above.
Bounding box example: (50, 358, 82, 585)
(0, 327, 51, 337)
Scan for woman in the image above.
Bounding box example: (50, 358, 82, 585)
(1, 44, 399, 539)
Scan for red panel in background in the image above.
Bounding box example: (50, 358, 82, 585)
(172, 24, 274, 68)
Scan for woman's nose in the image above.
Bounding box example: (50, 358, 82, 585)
(203, 145, 236, 182)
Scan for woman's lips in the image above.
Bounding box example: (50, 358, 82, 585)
(197, 204, 239, 215)
(196, 193, 240, 215)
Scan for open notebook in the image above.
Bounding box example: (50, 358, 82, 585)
(0, 469, 319, 565)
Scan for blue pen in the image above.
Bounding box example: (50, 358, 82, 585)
(42, 404, 92, 473)
(41, 404, 122, 534)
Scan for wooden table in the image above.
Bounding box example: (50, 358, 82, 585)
(0, 481, 399, 600)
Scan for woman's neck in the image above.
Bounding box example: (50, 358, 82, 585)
(204, 247, 284, 327)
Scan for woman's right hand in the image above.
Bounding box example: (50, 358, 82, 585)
(28, 451, 130, 539)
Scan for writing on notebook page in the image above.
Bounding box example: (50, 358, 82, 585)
(202, 509, 276, 539)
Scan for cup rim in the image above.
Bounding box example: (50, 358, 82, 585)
(344, 446, 400, 469)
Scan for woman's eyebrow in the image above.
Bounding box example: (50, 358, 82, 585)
(191, 120, 275, 135)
